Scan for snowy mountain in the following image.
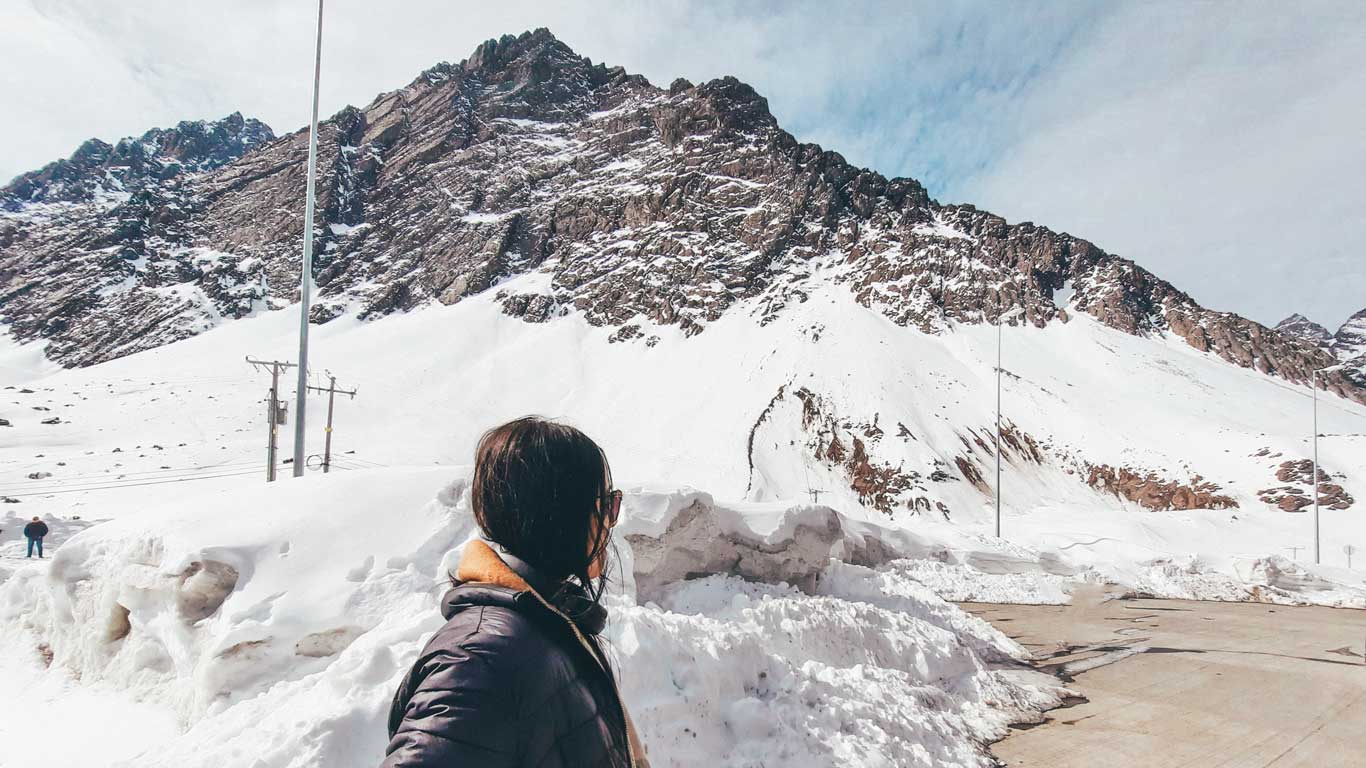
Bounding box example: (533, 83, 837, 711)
(1275, 309, 1366, 386)
(2, 112, 273, 208)
(1273, 313, 1332, 348)
(1, 29, 1359, 406)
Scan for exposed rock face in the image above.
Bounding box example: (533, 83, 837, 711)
(1, 29, 1361, 405)
(1260, 459, 1355, 511)
(746, 385, 942, 517)
(0, 113, 275, 363)
(1086, 464, 1237, 511)
(1274, 313, 1332, 348)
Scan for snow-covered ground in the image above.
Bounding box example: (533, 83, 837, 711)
(3, 279, 1366, 765)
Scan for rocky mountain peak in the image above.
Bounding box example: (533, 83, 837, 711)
(138, 112, 274, 171)
(464, 27, 577, 74)
(1274, 313, 1332, 347)
(689, 75, 781, 136)
(1334, 308, 1366, 363)
(450, 28, 634, 121)
(2, 113, 274, 209)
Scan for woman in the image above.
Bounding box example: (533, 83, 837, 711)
(382, 417, 648, 768)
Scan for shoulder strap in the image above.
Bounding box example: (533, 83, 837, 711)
(518, 588, 649, 768)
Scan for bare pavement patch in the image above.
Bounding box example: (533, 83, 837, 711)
(965, 586, 1366, 767)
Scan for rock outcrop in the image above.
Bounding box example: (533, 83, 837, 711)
(1086, 464, 1237, 511)
(1259, 459, 1355, 511)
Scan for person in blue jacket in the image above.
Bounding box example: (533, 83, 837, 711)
(23, 516, 49, 558)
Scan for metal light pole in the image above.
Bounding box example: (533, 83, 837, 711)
(994, 305, 1023, 539)
(995, 312, 1002, 538)
(293, 0, 325, 478)
(1311, 364, 1344, 565)
(1313, 368, 1320, 564)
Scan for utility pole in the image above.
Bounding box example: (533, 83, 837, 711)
(246, 357, 297, 482)
(1285, 545, 1304, 562)
(305, 374, 356, 473)
(1345, 544, 1357, 569)
(293, 0, 326, 478)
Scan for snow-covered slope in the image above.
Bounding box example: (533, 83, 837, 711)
(3, 278, 1364, 578)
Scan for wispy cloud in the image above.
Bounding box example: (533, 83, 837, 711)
(3, 0, 1361, 328)
(956, 1, 1366, 330)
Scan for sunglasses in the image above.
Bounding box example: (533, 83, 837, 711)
(601, 489, 623, 523)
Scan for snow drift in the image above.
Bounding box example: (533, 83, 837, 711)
(0, 467, 1066, 768)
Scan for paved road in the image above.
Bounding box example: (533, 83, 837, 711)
(963, 588, 1366, 768)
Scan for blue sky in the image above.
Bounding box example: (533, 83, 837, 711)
(4, 0, 1363, 330)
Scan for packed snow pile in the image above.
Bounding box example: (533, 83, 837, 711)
(1128, 554, 1366, 607)
(0, 468, 1067, 768)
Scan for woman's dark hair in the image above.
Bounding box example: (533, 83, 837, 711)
(466, 418, 633, 767)
(470, 416, 616, 601)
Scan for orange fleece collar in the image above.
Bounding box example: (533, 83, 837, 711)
(455, 539, 533, 592)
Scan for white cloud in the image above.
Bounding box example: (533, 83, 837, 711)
(2, 0, 1361, 329)
(955, 2, 1366, 330)
(1, 0, 1091, 184)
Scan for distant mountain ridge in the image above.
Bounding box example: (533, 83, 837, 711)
(1276, 310, 1366, 386)
(3, 112, 273, 207)
(1332, 309, 1366, 375)
(0, 28, 1360, 403)
(1273, 313, 1332, 348)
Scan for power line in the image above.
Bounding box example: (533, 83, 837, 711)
(0, 468, 264, 498)
(4, 458, 260, 482)
(340, 455, 387, 468)
(0, 461, 263, 494)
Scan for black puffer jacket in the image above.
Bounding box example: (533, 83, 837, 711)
(383, 543, 641, 768)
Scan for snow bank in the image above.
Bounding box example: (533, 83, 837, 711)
(846, 559, 1079, 606)
(1129, 554, 1366, 607)
(0, 468, 1066, 768)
